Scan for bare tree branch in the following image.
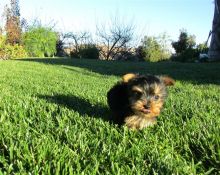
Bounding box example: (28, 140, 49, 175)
(96, 17, 135, 60)
(64, 31, 91, 53)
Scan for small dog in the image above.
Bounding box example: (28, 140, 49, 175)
(107, 73, 175, 130)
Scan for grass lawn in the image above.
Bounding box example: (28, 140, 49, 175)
(0, 58, 220, 174)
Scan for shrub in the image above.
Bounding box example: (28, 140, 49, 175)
(135, 46, 146, 61)
(55, 33, 67, 57)
(70, 44, 99, 59)
(79, 45, 99, 59)
(171, 43, 209, 62)
(0, 34, 27, 60)
(115, 50, 138, 61)
(0, 35, 6, 47)
(196, 43, 209, 54)
(0, 44, 27, 59)
(22, 26, 57, 57)
(70, 51, 80, 58)
(171, 48, 198, 62)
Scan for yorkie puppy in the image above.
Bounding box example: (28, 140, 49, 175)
(107, 73, 175, 130)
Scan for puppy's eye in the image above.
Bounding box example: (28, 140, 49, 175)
(154, 95, 160, 100)
(133, 91, 142, 97)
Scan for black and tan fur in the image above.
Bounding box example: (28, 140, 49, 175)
(107, 73, 175, 130)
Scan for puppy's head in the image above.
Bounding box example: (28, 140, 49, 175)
(122, 73, 174, 118)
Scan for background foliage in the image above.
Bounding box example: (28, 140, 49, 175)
(171, 29, 201, 62)
(22, 26, 57, 57)
(70, 43, 99, 60)
(0, 2, 210, 62)
(139, 33, 171, 62)
(0, 34, 27, 59)
(4, 0, 22, 45)
(78, 44, 99, 59)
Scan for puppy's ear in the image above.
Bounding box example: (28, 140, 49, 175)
(122, 73, 137, 83)
(160, 76, 175, 86)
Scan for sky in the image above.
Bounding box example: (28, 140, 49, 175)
(0, 0, 214, 44)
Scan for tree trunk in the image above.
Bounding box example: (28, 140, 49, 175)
(208, 0, 220, 61)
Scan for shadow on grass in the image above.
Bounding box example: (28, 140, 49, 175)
(188, 139, 220, 173)
(38, 94, 110, 122)
(19, 58, 220, 85)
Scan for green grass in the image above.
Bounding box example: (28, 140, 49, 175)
(0, 58, 220, 174)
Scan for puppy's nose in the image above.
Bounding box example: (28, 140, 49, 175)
(143, 104, 150, 109)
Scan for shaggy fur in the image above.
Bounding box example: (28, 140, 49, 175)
(107, 73, 175, 130)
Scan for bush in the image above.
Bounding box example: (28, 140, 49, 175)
(55, 33, 67, 57)
(115, 50, 139, 61)
(70, 51, 80, 58)
(0, 44, 27, 60)
(135, 46, 146, 61)
(171, 43, 209, 62)
(0, 35, 6, 47)
(171, 48, 198, 62)
(22, 26, 57, 57)
(70, 44, 99, 59)
(196, 43, 209, 54)
(0, 35, 27, 60)
(79, 45, 99, 59)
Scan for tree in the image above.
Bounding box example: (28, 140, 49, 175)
(23, 26, 57, 57)
(143, 36, 162, 62)
(96, 18, 135, 60)
(171, 29, 196, 55)
(171, 30, 199, 62)
(208, 0, 220, 61)
(4, 0, 21, 45)
(55, 32, 66, 57)
(10, 0, 20, 17)
(62, 31, 96, 58)
(140, 33, 171, 62)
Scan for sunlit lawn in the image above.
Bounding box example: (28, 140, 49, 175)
(0, 58, 219, 174)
